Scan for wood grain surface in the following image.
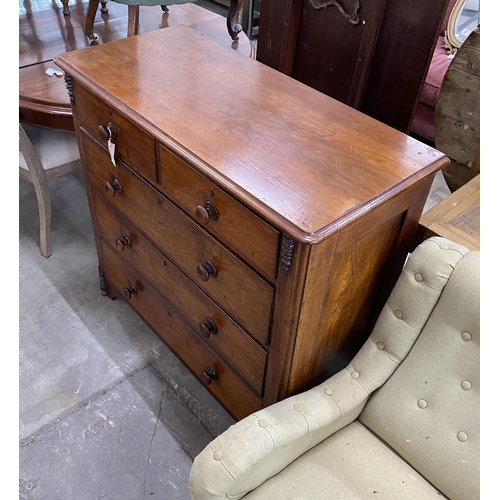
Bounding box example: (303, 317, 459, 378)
(81, 129, 274, 343)
(55, 25, 448, 243)
(20, 2, 254, 131)
(94, 193, 268, 393)
(417, 174, 480, 251)
(100, 241, 262, 420)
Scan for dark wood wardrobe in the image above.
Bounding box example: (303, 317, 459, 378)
(256, 0, 451, 134)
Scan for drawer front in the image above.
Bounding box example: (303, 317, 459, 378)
(158, 144, 280, 280)
(74, 81, 156, 184)
(94, 193, 267, 394)
(82, 130, 273, 345)
(100, 242, 262, 421)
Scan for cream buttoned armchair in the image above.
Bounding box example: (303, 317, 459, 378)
(189, 236, 479, 500)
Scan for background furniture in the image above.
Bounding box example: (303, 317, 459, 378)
(84, 0, 247, 41)
(255, 0, 450, 134)
(410, 0, 480, 148)
(410, 0, 457, 144)
(19, 124, 81, 257)
(19, 2, 256, 134)
(60, 0, 109, 16)
(415, 173, 479, 251)
(216, 0, 261, 40)
(443, 0, 480, 54)
(55, 24, 447, 420)
(189, 236, 479, 500)
(435, 25, 480, 191)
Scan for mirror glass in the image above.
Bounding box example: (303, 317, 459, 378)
(455, 0, 480, 43)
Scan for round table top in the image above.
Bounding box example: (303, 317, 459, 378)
(20, 2, 255, 132)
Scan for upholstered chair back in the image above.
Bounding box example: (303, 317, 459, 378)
(358, 240, 479, 500)
(189, 237, 479, 500)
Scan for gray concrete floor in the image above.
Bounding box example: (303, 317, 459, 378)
(19, 170, 235, 500)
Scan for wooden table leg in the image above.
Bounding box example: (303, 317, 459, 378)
(227, 0, 246, 41)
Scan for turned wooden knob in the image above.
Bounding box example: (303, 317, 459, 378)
(105, 179, 123, 196)
(195, 201, 219, 225)
(196, 260, 218, 282)
(115, 235, 131, 252)
(201, 366, 218, 386)
(199, 318, 218, 338)
(98, 122, 118, 142)
(122, 284, 137, 299)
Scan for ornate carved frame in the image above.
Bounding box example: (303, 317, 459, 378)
(443, 0, 476, 55)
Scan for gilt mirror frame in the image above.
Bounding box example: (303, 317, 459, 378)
(443, 0, 479, 54)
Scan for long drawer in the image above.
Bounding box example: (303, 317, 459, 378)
(94, 192, 267, 394)
(82, 129, 274, 345)
(158, 144, 280, 281)
(100, 242, 262, 420)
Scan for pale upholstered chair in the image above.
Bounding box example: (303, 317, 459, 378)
(85, 0, 246, 41)
(189, 236, 480, 500)
(19, 124, 81, 257)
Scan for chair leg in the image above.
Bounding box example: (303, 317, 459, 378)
(227, 0, 245, 41)
(127, 5, 140, 37)
(61, 0, 70, 16)
(85, 0, 100, 42)
(19, 125, 52, 258)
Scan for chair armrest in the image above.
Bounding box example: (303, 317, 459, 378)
(189, 236, 471, 500)
(189, 368, 371, 500)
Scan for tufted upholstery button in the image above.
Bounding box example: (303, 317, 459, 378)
(417, 399, 427, 409)
(457, 432, 468, 442)
(377, 342, 385, 350)
(213, 451, 223, 461)
(462, 331, 472, 341)
(414, 273, 423, 282)
(461, 381, 472, 391)
(293, 403, 303, 412)
(258, 419, 268, 428)
(324, 387, 333, 395)
(351, 371, 360, 379)
(440, 243, 449, 250)
(395, 310, 403, 319)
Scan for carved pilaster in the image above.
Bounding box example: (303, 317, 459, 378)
(64, 73, 75, 103)
(281, 234, 295, 271)
(98, 266, 109, 296)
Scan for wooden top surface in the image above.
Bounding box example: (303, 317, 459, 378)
(20, 3, 254, 131)
(55, 25, 449, 242)
(420, 174, 480, 250)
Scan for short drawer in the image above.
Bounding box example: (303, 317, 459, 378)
(82, 130, 274, 346)
(158, 144, 280, 280)
(74, 80, 156, 184)
(94, 193, 268, 394)
(100, 242, 262, 421)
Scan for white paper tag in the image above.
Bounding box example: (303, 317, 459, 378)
(108, 138, 116, 167)
(46, 67, 64, 77)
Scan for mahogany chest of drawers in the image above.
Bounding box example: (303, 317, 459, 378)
(55, 25, 448, 420)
